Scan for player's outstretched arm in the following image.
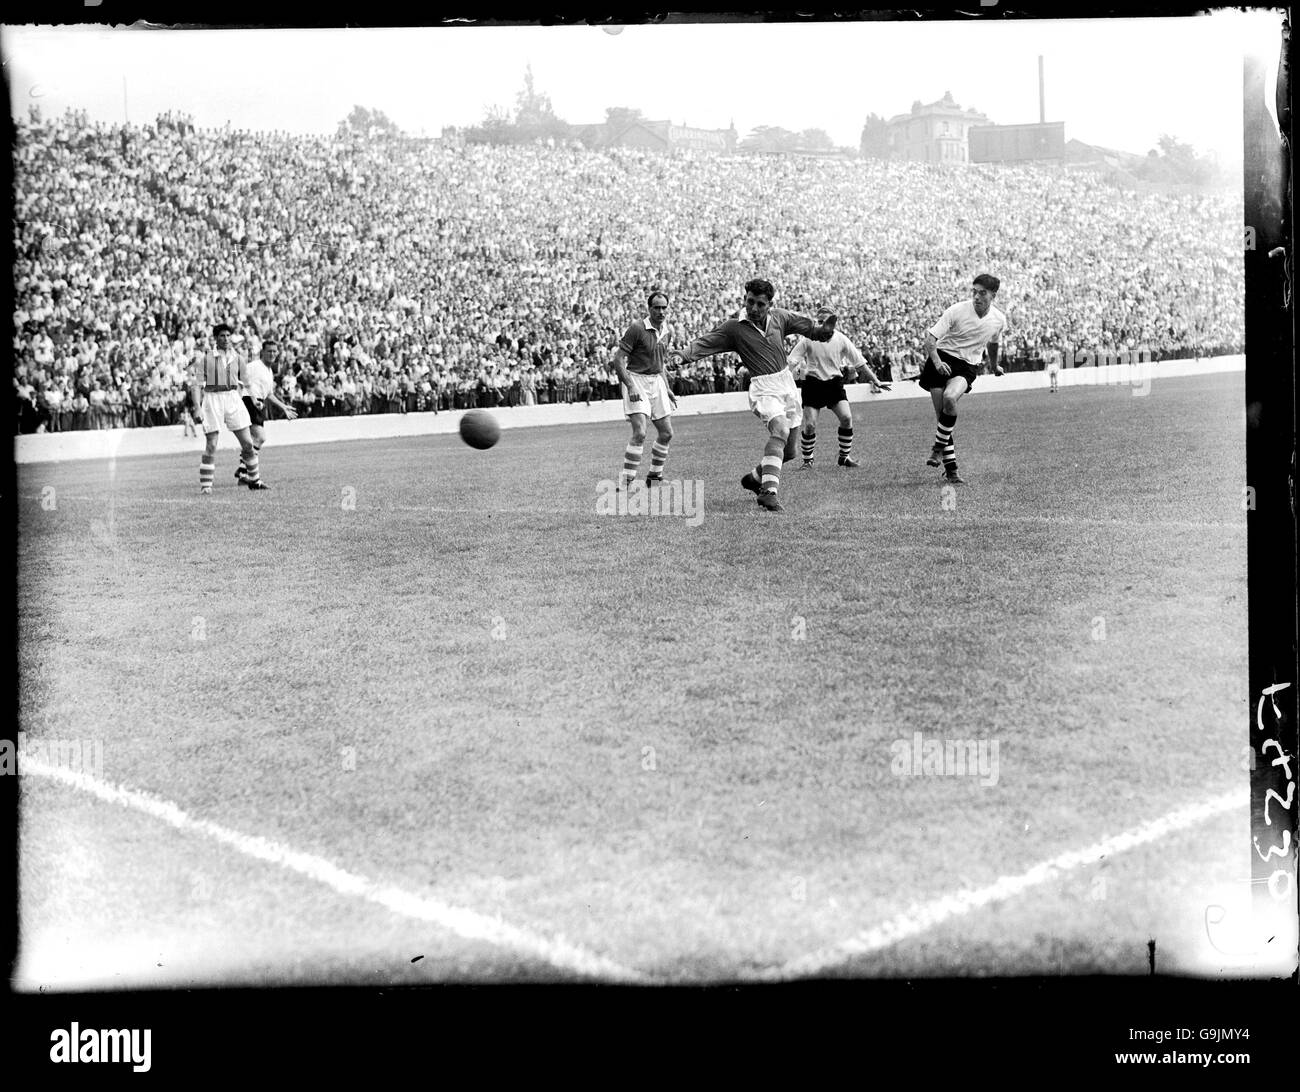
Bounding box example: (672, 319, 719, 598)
(858, 363, 887, 390)
(671, 325, 733, 367)
(266, 392, 298, 420)
(795, 308, 837, 342)
(988, 341, 1003, 375)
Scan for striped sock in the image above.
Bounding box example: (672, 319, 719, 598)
(837, 425, 853, 460)
(801, 426, 816, 461)
(199, 455, 214, 492)
(936, 412, 957, 470)
(620, 443, 644, 486)
(243, 452, 260, 485)
(649, 440, 670, 477)
(760, 454, 781, 494)
(934, 413, 955, 453)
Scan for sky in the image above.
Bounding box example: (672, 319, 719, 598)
(0, 12, 1285, 163)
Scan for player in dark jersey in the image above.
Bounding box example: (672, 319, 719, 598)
(610, 291, 677, 490)
(672, 278, 836, 513)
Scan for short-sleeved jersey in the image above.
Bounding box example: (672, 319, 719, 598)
(189, 348, 248, 389)
(617, 317, 671, 375)
(244, 358, 275, 402)
(927, 301, 1008, 366)
(680, 307, 826, 377)
(788, 330, 866, 381)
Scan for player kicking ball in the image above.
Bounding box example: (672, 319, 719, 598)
(918, 274, 1008, 484)
(611, 291, 677, 491)
(788, 320, 887, 470)
(671, 278, 836, 513)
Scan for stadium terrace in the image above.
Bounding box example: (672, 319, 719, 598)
(13, 110, 1242, 435)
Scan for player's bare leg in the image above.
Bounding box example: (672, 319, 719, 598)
(200, 429, 219, 494)
(831, 400, 858, 467)
(646, 415, 673, 485)
(619, 412, 648, 491)
(926, 386, 945, 466)
(798, 405, 817, 469)
(781, 421, 799, 465)
(235, 426, 267, 490)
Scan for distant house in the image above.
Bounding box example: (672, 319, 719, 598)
(886, 91, 990, 165)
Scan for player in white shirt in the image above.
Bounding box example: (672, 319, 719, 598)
(788, 322, 888, 470)
(1045, 349, 1061, 393)
(918, 274, 1008, 484)
(236, 338, 298, 483)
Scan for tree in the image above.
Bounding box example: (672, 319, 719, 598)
(466, 65, 571, 144)
(739, 126, 837, 154)
(515, 65, 557, 128)
(796, 128, 834, 152)
(739, 125, 796, 153)
(604, 106, 646, 134)
(336, 105, 402, 141)
(1136, 133, 1223, 187)
(860, 113, 890, 159)
(481, 105, 512, 133)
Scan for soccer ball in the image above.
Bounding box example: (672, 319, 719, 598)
(459, 409, 500, 450)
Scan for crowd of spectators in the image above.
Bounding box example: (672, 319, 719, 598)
(13, 108, 1245, 433)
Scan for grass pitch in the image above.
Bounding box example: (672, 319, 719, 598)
(16, 372, 1251, 984)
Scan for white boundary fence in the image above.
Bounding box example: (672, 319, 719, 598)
(15, 355, 1244, 465)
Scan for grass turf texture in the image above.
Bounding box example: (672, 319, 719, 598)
(16, 373, 1250, 984)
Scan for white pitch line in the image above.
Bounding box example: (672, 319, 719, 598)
(22, 756, 647, 984)
(750, 789, 1245, 982)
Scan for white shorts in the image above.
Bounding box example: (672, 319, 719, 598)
(622, 371, 677, 420)
(748, 369, 803, 426)
(201, 389, 251, 434)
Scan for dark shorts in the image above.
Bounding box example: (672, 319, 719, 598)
(242, 396, 265, 427)
(800, 374, 849, 410)
(917, 349, 978, 392)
